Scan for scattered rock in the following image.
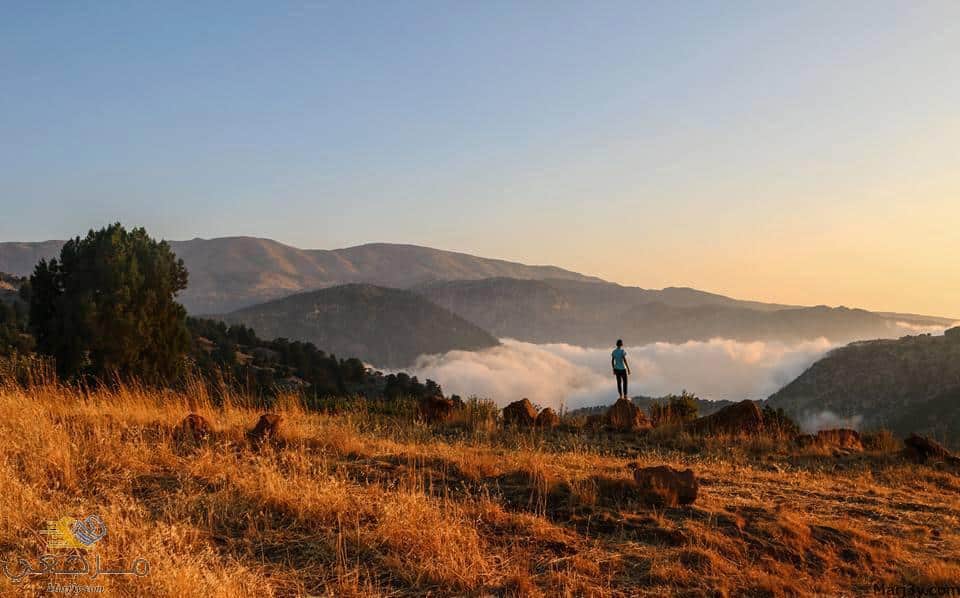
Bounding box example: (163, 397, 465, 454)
(687, 400, 763, 435)
(535, 407, 560, 429)
(632, 465, 698, 507)
(248, 413, 283, 443)
(419, 395, 456, 423)
(605, 398, 652, 432)
(815, 429, 863, 452)
(904, 434, 960, 464)
(503, 399, 538, 427)
(173, 413, 211, 444)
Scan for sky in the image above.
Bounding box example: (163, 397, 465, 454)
(2, 2, 958, 317)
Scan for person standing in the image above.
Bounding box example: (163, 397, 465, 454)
(611, 339, 630, 399)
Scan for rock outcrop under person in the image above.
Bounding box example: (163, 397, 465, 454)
(605, 398, 652, 431)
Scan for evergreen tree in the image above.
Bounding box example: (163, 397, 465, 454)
(29, 223, 190, 383)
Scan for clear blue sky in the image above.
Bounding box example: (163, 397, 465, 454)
(2, 2, 958, 315)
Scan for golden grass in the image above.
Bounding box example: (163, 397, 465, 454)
(1, 380, 959, 597)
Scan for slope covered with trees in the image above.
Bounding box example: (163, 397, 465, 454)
(767, 328, 960, 443)
(222, 283, 500, 368)
(186, 317, 444, 404)
(0, 274, 32, 356)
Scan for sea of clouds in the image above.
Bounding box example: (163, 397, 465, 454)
(402, 320, 956, 414)
(404, 337, 837, 411)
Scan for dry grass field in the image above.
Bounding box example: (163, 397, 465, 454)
(1, 377, 959, 597)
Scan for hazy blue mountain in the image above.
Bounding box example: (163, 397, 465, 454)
(221, 283, 500, 368)
(414, 277, 952, 346)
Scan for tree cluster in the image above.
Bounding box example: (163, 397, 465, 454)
(649, 391, 700, 426)
(187, 317, 369, 397)
(0, 278, 33, 356)
(28, 224, 190, 383)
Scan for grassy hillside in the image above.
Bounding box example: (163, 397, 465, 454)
(1, 379, 957, 596)
(222, 284, 499, 368)
(768, 328, 960, 444)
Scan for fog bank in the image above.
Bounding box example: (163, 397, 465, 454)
(405, 338, 837, 410)
(800, 411, 865, 433)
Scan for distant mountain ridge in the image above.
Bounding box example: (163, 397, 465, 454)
(221, 283, 500, 368)
(414, 277, 953, 346)
(0, 237, 601, 314)
(1, 237, 953, 349)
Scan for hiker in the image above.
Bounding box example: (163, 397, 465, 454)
(611, 339, 631, 399)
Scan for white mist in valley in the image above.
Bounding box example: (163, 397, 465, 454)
(403, 337, 837, 411)
(799, 411, 864, 433)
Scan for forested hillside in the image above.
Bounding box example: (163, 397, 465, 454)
(768, 328, 960, 444)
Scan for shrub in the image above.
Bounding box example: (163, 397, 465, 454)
(761, 405, 801, 437)
(862, 429, 901, 453)
(650, 391, 700, 426)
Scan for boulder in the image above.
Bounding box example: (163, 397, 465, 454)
(904, 434, 960, 464)
(535, 407, 560, 429)
(632, 465, 698, 507)
(419, 395, 456, 423)
(815, 429, 863, 452)
(248, 413, 283, 443)
(173, 413, 211, 444)
(605, 398, 652, 432)
(503, 399, 538, 427)
(687, 400, 763, 435)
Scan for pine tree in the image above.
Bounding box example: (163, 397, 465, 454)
(29, 223, 190, 384)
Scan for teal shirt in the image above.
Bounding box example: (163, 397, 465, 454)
(612, 348, 627, 370)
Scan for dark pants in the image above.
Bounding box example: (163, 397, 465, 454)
(614, 369, 628, 397)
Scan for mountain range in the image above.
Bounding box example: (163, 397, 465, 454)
(414, 277, 950, 346)
(0, 237, 599, 314)
(1, 236, 954, 354)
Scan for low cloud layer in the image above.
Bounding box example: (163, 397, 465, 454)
(405, 337, 837, 410)
(800, 411, 864, 433)
(403, 322, 957, 411)
(893, 320, 957, 334)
